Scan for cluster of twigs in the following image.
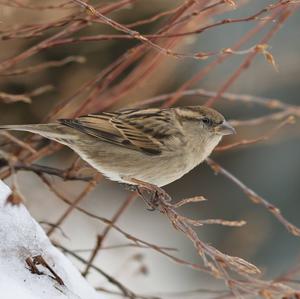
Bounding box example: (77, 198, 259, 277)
(1, 0, 300, 298)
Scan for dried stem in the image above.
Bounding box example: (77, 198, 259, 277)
(82, 193, 136, 277)
(206, 158, 300, 237)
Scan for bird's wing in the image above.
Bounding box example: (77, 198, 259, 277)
(59, 108, 184, 155)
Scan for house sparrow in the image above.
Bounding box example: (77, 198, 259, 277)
(0, 106, 235, 189)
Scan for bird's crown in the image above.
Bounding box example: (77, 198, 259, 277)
(175, 106, 225, 125)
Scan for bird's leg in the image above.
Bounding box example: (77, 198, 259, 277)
(123, 183, 156, 210)
(123, 178, 172, 211)
(137, 186, 157, 211)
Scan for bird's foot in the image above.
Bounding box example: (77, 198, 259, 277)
(149, 184, 172, 203)
(139, 188, 158, 211)
(123, 178, 172, 211)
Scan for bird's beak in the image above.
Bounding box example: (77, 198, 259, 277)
(215, 121, 236, 135)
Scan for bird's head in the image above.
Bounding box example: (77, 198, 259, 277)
(174, 106, 235, 150)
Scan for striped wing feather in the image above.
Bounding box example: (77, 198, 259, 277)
(59, 108, 183, 155)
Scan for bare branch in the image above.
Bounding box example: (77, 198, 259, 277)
(206, 158, 300, 237)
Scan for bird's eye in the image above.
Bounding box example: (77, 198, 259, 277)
(202, 117, 212, 126)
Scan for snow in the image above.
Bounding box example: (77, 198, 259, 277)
(0, 180, 104, 299)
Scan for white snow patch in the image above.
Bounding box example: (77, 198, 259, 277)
(0, 180, 103, 299)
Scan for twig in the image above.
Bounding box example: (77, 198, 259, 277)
(0, 56, 86, 77)
(26, 255, 64, 285)
(0, 0, 135, 72)
(14, 162, 93, 181)
(0, 85, 53, 104)
(162, 1, 285, 108)
(82, 193, 136, 277)
(216, 116, 296, 152)
(70, 0, 235, 61)
(55, 243, 149, 299)
(73, 243, 177, 253)
(47, 173, 102, 236)
(132, 88, 293, 111)
(40, 175, 209, 273)
(205, 8, 293, 106)
(0, 132, 37, 154)
(0, 0, 75, 10)
(206, 158, 300, 237)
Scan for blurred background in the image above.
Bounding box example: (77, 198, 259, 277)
(0, 0, 300, 297)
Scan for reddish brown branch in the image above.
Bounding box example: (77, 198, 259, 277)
(162, 1, 287, 108)
(205, 8, 293, 107)
(47, 173, 102, 236)
(0, 56, 85, 77)
(0, 85, 53, 104)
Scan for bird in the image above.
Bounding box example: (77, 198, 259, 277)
(0, 106, 235, 202)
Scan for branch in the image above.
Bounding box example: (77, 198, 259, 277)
(0, 158, 93, 181)
(0, 85, 53, 104)
(206, 158, 300, 237)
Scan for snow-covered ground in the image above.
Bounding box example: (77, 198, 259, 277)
(0, 180, 103, 299)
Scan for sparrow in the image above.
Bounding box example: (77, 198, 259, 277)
(0, 106, 235, 188)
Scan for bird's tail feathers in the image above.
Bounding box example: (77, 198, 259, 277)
(0, 124, 46, 132)
(0, 123, 77, 142)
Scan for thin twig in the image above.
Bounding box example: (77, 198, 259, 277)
(206, 158, 300, 237)
(82, 193, 136, 277)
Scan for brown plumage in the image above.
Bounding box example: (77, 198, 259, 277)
(0, 106, 235, 187)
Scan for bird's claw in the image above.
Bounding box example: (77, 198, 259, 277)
(123, 178, 172, 211)
(138, 186, 172, 210)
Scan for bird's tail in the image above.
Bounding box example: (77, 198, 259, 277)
(0, 123, 78, 142)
